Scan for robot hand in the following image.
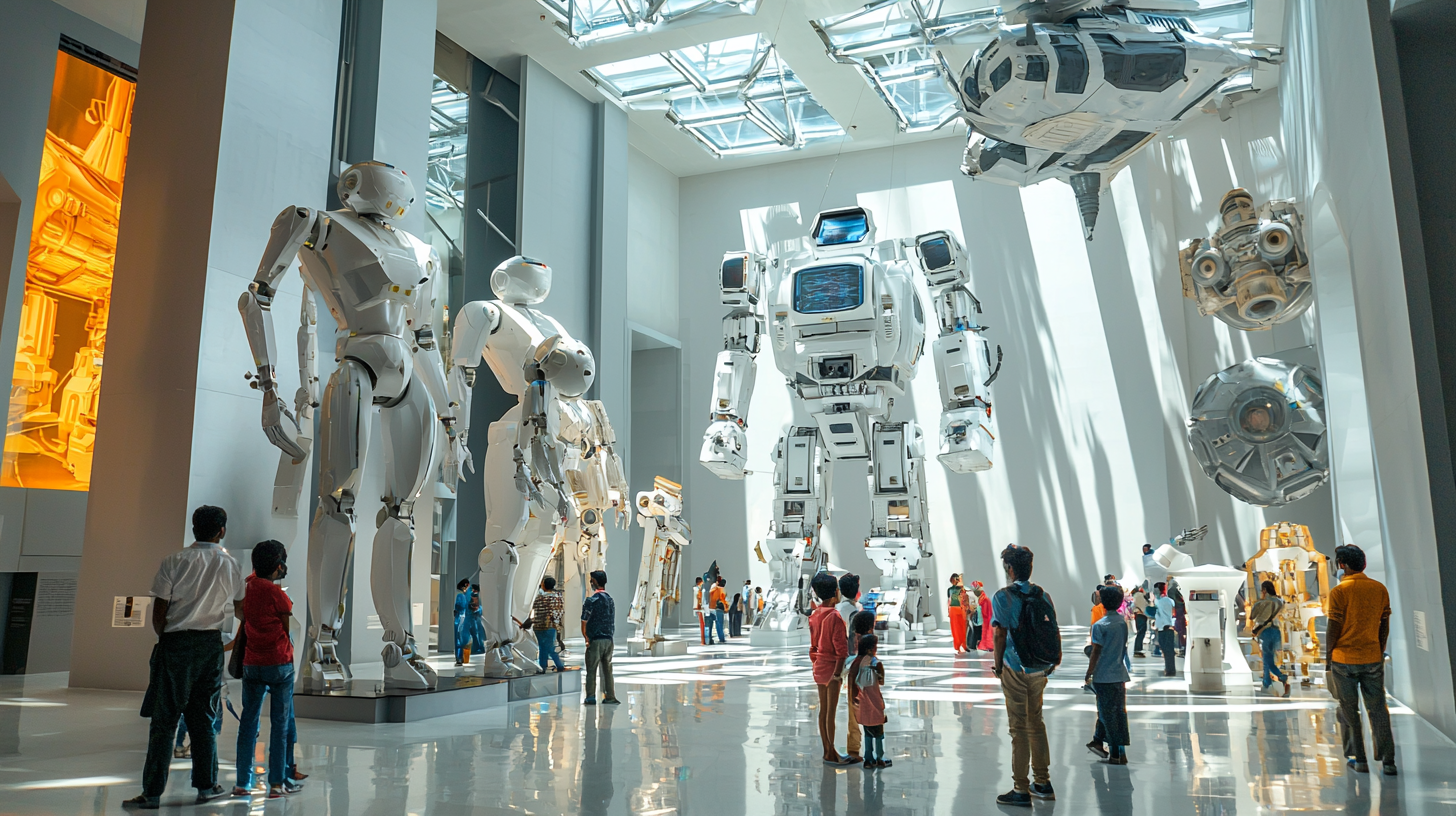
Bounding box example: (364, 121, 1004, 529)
(700, 419, 748, 479)
(513, 447, 546, 507)
(261, 387, 308, 461)
(441, 425, 472, 489)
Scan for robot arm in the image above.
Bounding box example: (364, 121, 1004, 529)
(239, 206, 322, 461)
(700, 252, 765, 479)
(407, 254, 469, 487)
(914, 232, 1002, 474)
(448, 300, 502, 454)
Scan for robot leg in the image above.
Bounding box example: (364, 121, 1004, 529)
(304, 358, 373, 688)
(755, 427, 825, 641)
(478, 408, 536, 677)
(865, 421, 929, 643)
(371, 374, 439, 690)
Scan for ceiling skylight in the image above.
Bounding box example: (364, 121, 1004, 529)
(585, 35, 845, 157)
(812, 0, 1255, 133)
(538, 0, 761, 47)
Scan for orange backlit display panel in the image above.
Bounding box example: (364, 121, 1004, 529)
(3, 51, 134, 489)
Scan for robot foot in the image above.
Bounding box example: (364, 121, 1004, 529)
(304, 631, 352, 690)
(480, 645, 542, 679)
(381, 642, 439, 690)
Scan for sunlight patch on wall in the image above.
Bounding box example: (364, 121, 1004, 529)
(1018, 180, 1148, 578)
(1170, 138, 1207, 231)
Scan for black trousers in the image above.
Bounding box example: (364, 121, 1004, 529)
(1158, 628, 1178, 675)
(1133, 614, 1148, 652)
(729, 610, 743, 637)
(1091, 681, 1129, 749)
(142, 630, 223, 796)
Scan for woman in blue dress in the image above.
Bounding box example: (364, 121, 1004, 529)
(453, 578, 471, 665)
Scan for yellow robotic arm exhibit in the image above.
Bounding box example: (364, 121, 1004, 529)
(628, 477, 692, 656)
(1243, 521, 1331, 686)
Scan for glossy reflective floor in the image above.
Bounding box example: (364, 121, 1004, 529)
(2, 626, 1454, 814)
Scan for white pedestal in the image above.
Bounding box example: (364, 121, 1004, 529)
(627, 638, 689, 656)
(750, 628, 809, 648)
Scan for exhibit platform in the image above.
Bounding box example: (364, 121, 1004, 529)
(749, 628, 808, 647)
(627, 637, 689, 656)
(294, 667, 581, 723)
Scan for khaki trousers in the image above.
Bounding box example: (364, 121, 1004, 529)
(816, 682, 841, 758)
(1000, 667, 1050, 792)
(844, 674, 861, 754)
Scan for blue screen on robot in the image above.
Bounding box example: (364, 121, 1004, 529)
(794, 263, 864, 314)
(814, 212, 870, 246)
(919, 237, 952, 270)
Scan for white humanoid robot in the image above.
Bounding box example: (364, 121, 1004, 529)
(953, 3, 1277, 239)
(241, 161, 467, 690)
(1180, 189, 1311, 330)
(449, 256, 628, 677)
(701, 207, 1002, 644)
(627, 476, 691, 656)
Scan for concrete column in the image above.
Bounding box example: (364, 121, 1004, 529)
(69, 0, 343, 690)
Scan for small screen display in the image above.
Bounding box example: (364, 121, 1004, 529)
(794, 264, 864, 314)
(919, 237, 952, 270)
(721, 256, 745, 289)
(814, 212, 870, 246)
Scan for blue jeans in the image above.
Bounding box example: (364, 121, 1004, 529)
(236, 664, 294, 788)
(708, 610, 726, 643)
(536, 627, 565, 671)
(1259, 627, 1287, 686)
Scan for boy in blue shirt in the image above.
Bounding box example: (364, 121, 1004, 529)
(1084, 585, 1131, 764)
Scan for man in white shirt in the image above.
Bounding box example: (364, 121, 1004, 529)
(743, 579, 755, 627)
(836, 573, 863, 763)
(125, 506, 246, 810)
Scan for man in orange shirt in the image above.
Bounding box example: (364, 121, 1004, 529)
(1325, 544, 1396, 776)
(709, 578, 728, 644)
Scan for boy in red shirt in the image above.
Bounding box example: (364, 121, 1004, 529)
(809, 572, 851, 765)
(232, 540, 301, 799)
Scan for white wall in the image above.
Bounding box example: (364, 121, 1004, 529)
(627, 147, 680, 341)
(675, 95, 1337, 629)
(1280, 0, 1456, 737)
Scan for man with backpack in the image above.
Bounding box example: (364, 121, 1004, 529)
(991, 544, 1060, 807)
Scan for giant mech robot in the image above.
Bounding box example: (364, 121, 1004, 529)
(450, 256, 628, 677)
(241, 161, 467, 690)
(953, 1, 1277, 239)
(700, 206, 1001, 642)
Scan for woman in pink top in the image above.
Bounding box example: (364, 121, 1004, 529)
(850, 634, 889, 768)
(808, 572, 851, 765)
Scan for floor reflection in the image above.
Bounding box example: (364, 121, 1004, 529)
(0, 628, 1450, 815)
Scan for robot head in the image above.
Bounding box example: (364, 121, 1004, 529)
(337, 162, 415, 223)
(490, 256, 552, 305)
(535, 335, 594, 398)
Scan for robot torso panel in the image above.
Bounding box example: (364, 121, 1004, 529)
(702, 207, 1002, 642)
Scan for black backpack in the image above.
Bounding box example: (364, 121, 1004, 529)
(1009, 584, 1061, 670)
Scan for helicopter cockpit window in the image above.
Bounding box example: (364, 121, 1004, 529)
(1050, 36, 1088, 94)
(989, 57, 1012, 92)
(1091, 34, 1186, 92)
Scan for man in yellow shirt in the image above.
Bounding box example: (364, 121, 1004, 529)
(1325, 544, 1396, 776)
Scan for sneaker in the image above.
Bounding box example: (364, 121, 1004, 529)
(281, 780, 304, 794)
(603, 698, 621, 705)
(1282, 681, 1292, 698)
(880, 758, 893, 768)
(843, 754, 863, 764)
(172, 743, 188, 759)
(584, 698, 597, 705)
(121, 795, 160, 810)
(196, 784, 229, 804)
(1101, 755, 1128, 766)
(231, 786, 253, 797)
(1347, 759, 1370, 774)
(289, 768, 309, 781)
(1383, 762, 1398, 776)
(1030, 782, 1055, 800)
(1133, 652, 1146, 658)
(995, 790, 1032, 807)
(1086, 741, 1109, 760)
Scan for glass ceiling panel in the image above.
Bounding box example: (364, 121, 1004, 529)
(813, 0, 1253, 133)
(585, 35, 844, 157)
(426, 77, 468, 214)
(537, 0, 762, 47)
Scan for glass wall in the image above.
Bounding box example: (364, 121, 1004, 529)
(3, 49, 135, 489)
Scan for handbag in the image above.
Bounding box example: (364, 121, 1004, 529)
(227, 626, 248, 680)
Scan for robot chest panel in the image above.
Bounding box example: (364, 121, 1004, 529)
(310, 216, 424, 312)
